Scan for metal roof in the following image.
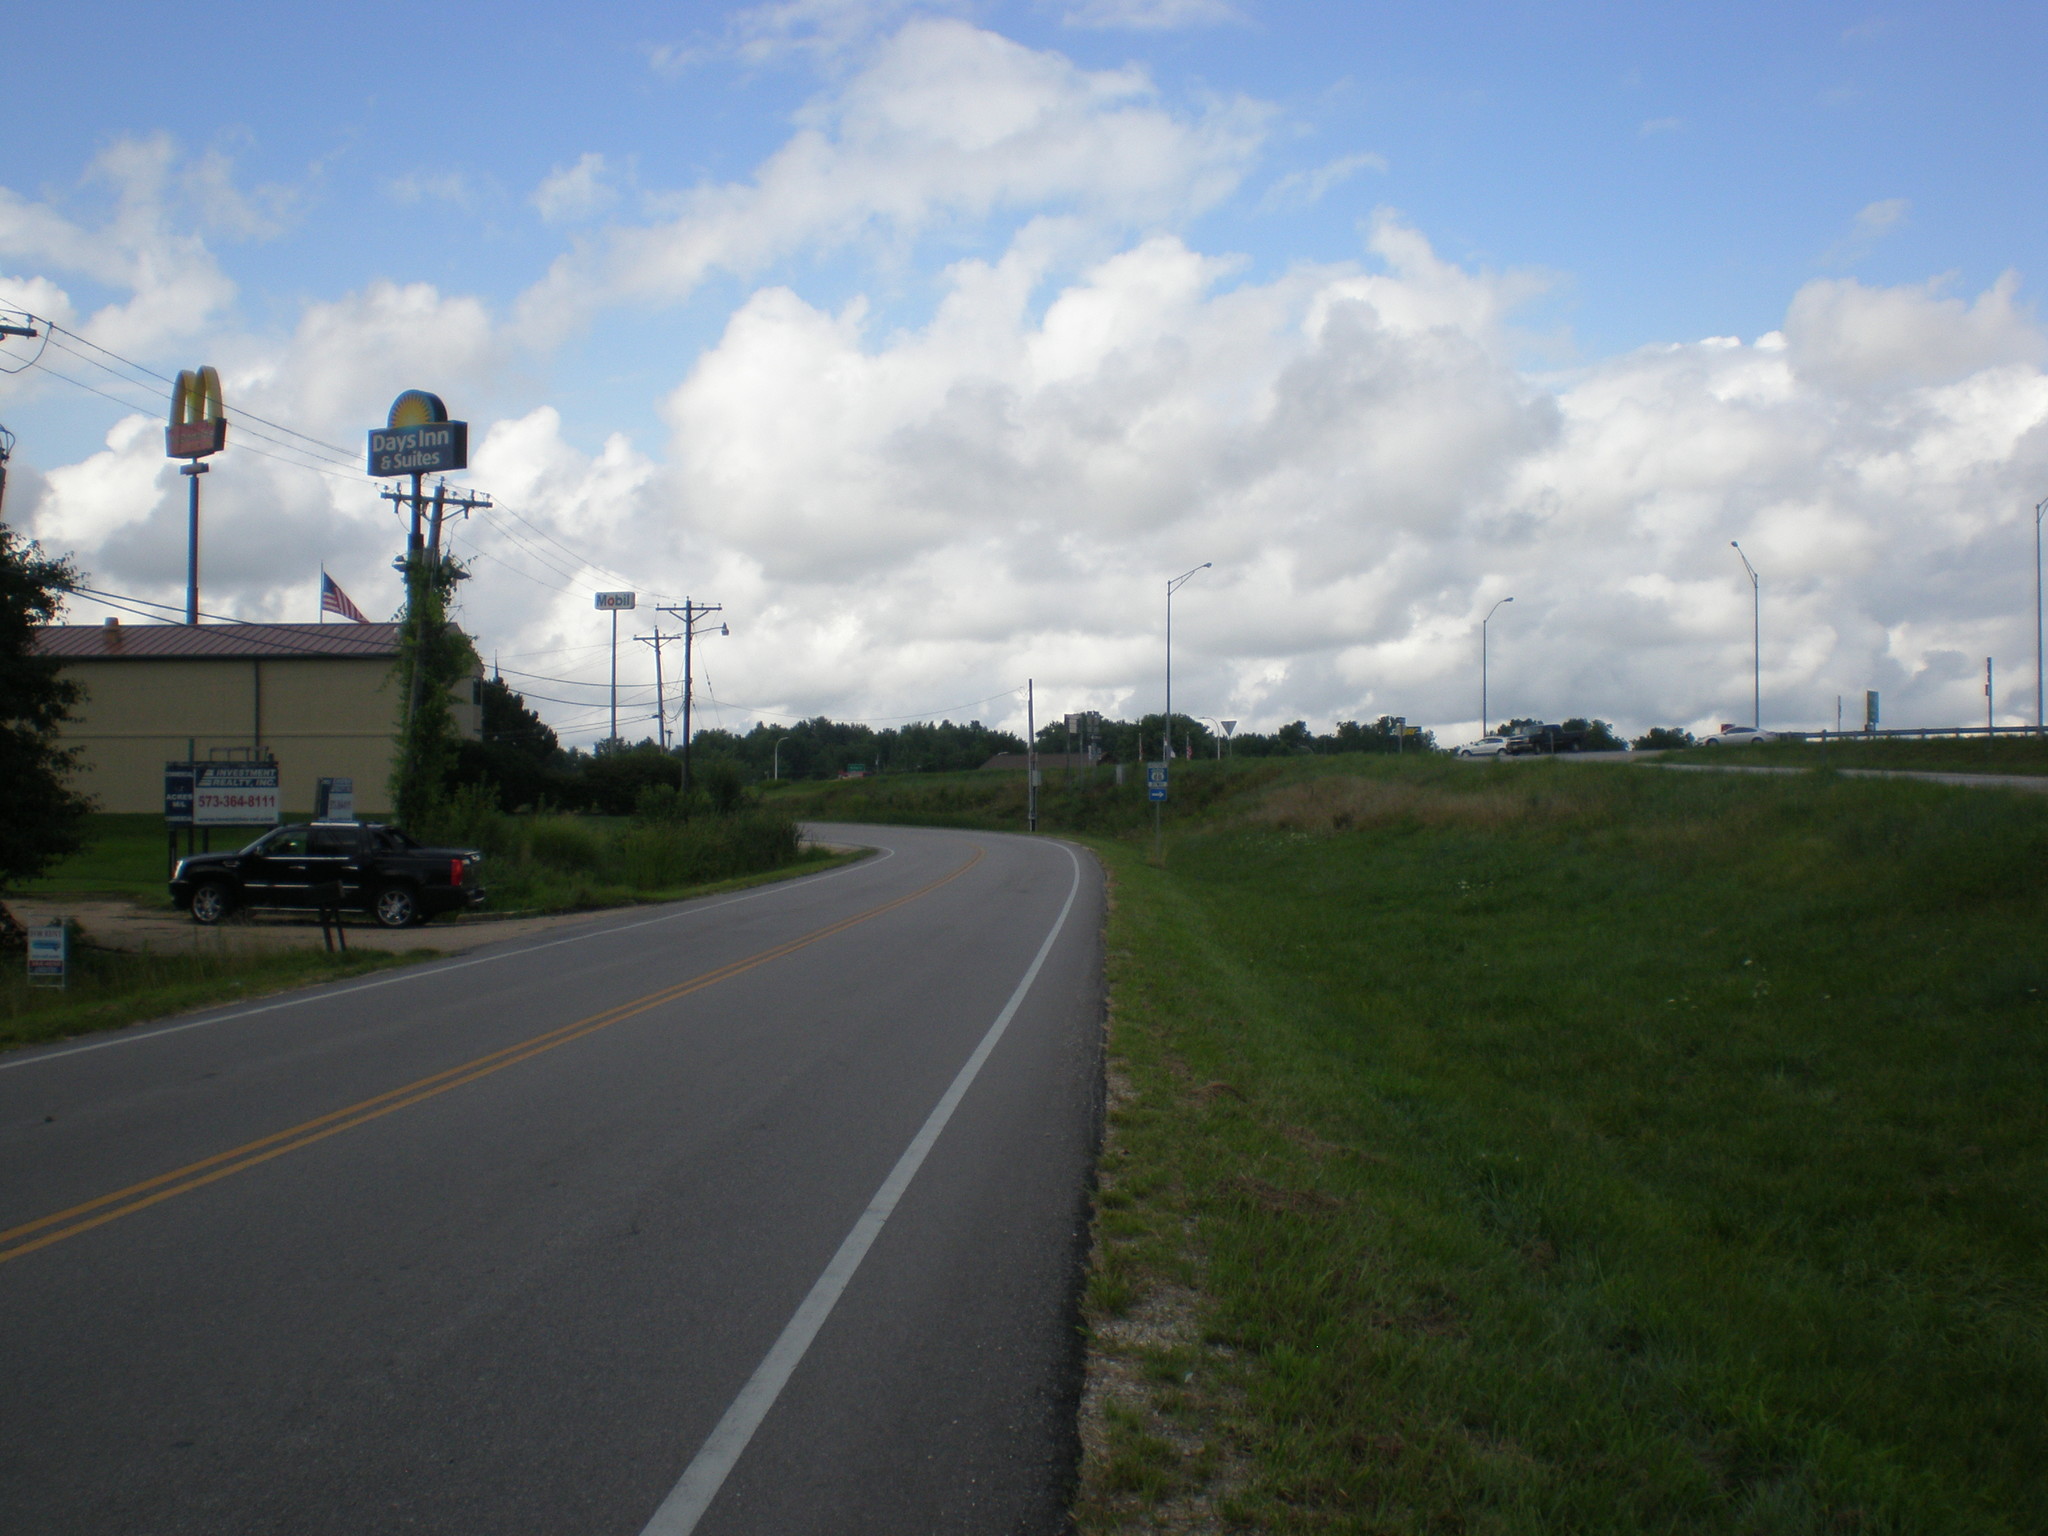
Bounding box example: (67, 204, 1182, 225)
(32, 622, 402, 662)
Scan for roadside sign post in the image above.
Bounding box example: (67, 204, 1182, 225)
(1148, 762, 1168, 860)
(595, 592, 637, 744)
(27, 921, 66, 989)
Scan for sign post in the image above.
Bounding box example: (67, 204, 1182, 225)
(1148, 761, 1169, 862)
(595, 592, 637, 744)
(27, 922, 66, 989)
(166, 365, 227, 625)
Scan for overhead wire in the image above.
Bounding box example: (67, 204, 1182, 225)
(39, 319, 365, 465)
(40, 330, 356, 470)
(0, 309, 52, 374)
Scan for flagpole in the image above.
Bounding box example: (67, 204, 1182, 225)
(319, 566, 325, 623)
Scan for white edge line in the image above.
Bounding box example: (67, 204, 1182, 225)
(638, 840, 1086, 1536)
(0, 838, 895, 1073)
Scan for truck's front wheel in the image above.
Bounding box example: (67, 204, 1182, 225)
(189, 882, 235, 925)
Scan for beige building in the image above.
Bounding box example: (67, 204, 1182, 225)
(33, 620, 482, 816)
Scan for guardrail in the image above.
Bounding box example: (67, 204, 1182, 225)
(1776, 725, 2044, 742)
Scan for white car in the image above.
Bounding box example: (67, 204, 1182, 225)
(1701, 724, 1778, 747)
(1456, 735, 1511, 758)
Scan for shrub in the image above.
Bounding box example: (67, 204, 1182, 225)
(1634, 726, 1696, 750)
(522, 815, 606, 873)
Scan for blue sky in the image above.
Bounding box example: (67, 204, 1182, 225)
(4, 1, 2047, 744)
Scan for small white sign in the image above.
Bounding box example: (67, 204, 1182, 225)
(27, 922, 66, 988)
(316, 777, 356, 821)
(594, 591, 637, 611)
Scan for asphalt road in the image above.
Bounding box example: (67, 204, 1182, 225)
(0, 823, 1104, 1535)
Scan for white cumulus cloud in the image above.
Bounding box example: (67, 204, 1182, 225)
(519, 18, 1269, 335)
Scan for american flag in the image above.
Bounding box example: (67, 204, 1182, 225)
(320, 571, 369, 623)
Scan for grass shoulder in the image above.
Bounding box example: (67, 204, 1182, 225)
(1071, 759, 2048, 1532)
(0, 945, 434, 1055)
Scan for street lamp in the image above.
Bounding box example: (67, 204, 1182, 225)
(1481, 596, 1513, 736)
(773, 735, 793, 781)
(1732, 542, 1759, 729)
(1200, 717, 1224, 759)
(2034, 496, 2046, 734)
(1160, 562, 1211, 856)
(1164, 563, 1210, 766)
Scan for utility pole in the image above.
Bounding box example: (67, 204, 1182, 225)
(656, 599, 726, 793)
(636, 630, 684, 748)
(385, 480, 490, 728)
(0, 319, 37, 519)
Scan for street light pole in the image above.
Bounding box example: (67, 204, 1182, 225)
(773, 735, 792, 781)
(1481, 596, 1513, 735)
(1732, 542, 1760, 729)
(1160, 562, 1211, 857)
(2034, 496, 2046, 733)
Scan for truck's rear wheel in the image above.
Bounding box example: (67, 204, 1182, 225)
(372, 885, 420, 929)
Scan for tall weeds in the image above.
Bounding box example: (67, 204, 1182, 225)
(418, 794, 805, 912)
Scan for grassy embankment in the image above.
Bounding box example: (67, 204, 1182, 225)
(785, 756, 2048, 1532)
(5, 804, 828, 1051)
(1663, 734, 2048, 776)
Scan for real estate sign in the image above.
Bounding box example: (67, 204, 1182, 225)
(26, 922, 66, 988)
(164, 761, 281, 827)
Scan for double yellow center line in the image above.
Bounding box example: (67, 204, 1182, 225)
(0, 847, 983, 1268)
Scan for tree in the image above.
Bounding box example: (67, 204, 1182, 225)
(450, 677, 563, 810)
(0, 525, 90, 914)
(389, 552, 480, 827)
(1561, 717, 1626, 751)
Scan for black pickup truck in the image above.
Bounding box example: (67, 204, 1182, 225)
(171, 822, 485, 928)
(1503, 724, 1590, 755)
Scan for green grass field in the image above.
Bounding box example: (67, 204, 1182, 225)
(1077, 762, 2048, 1532)
(14, 813, 194, 902)
(780, 756, 2047, 1531)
